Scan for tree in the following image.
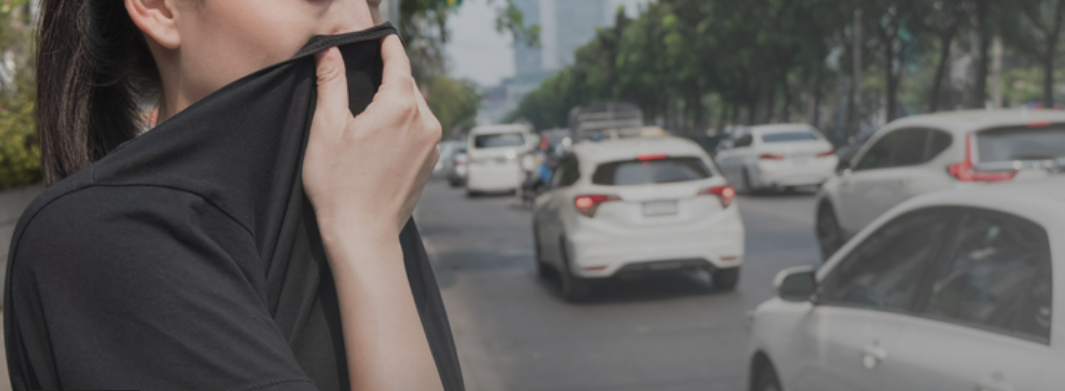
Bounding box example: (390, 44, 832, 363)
(426, 77, 481, 138)
(908, 0, 966, 112)
(1013, 0, 1065, 107)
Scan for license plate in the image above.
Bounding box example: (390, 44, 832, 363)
(642, 200, 679, 216)
(793, 154, 812, 164)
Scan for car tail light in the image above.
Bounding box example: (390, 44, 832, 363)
(574, 194, 621, 218)
(637, 154, 669, 161)
(948, 133, 1017, 182)
(759, 153, 785, 160)
(816, 149, 836, 158)
(698, 186, 736, 208)
(1027, 122, 1052, 128)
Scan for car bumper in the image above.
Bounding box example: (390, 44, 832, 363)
(467, 165, 522, 191)
(754, 158, 837, 188)
(566, 208, 745, 278)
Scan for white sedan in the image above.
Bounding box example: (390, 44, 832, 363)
(533, 137, 745, 301)
(715, 124, 838, 192)
(747, 177, 1063, 391)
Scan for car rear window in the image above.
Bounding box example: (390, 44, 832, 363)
(976, 125, 1065, 163)
(591, 157, 712, 186)
(474, 133, 525, 149)
(762, 132, 819, 143)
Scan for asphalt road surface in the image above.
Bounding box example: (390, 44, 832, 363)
(414, 180, 823, 391)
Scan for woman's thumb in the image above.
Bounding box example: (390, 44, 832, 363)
(314, 47, 351, 126)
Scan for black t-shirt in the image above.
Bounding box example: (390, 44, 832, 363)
(4, 25, 464, 391)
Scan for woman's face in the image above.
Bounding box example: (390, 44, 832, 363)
(151, 0, 378, 114)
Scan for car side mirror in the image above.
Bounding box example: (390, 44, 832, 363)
(774, 266, 818, 302)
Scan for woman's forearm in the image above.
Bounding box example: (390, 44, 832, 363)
(318, 218, 444, 391)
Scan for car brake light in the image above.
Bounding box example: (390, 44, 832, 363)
(637, 154, 669, 161)
(816, 149, 836, 158)
(698, 186, 736, 208)
(948, 133, 1018, 182)
(575, 194, 622, 218)
(759, 153, 785, 160)
(1027, 122, 1052, 128)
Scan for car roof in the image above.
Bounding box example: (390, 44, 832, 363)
(469, 124, 530, 135)
(883, 109, 1065, 134)
(571, 136, 709, 164)
(901, 176, 1065, 225)
(747, 123, 819, 135)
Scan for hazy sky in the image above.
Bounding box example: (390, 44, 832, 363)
(446, 0, 650, 87)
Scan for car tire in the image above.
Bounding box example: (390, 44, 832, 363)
(532, 223, 551, 278)
(742, 168, 756, 194)
(751, 357, 783, 391)
(816, 203, 845, 261)
(466, 190, 479, 198)
(559, 236, 591, 302)
(713, 267, 740, 291)
(448, 178, 461, 188)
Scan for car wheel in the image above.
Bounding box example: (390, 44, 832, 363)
(816, 203, 845, 261)
(466, 190, 479, 198)
(751, 357, 783, 391)
(742, 168, 756, 194)
(713, 267, 740, 291)
(559, 236, 591, 302)
(532, 223, 551, 278)
(448, 178, 461, 188)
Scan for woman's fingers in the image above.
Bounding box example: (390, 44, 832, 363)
(380, 35, 413, 87)
(314, 47, 352, 134)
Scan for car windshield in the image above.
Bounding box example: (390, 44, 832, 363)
(761, 132, 819, 143)
(592, 157, 712, 186)
(474, 133, 525, 149)
(976, 125, 1065, 163)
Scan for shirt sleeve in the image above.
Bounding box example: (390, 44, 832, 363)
(6, 186, 320, 391)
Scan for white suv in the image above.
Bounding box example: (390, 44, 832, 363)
(748, 178, 1063, 391)
(532, 137, 745, 301)
(816, 110, 1065, 259)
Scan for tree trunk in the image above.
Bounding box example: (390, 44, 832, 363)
(781, 72, 793, 122)
(845, 7, 863, 139)
(1043, 40, 1055, 107)
(811, 65, 823, 128)
(970, 0, 990, 109)
(930, 31, 955, 112)
(884, 41, 899, 121)
(764, 82, 777, 124)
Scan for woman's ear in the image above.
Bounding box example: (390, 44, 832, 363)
(125, 0, 181, 50)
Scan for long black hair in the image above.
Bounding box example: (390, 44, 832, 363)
(37, 0, 159, 184)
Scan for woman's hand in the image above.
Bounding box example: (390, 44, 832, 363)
(303, 35, 446, 391)
(303, 35, 442, 239)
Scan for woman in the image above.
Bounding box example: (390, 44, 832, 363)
(4, 1, 460, 390)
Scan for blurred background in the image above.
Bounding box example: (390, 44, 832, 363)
(4, 0, 1065, 390)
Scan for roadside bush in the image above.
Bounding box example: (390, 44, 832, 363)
(0, 99, 40, 189)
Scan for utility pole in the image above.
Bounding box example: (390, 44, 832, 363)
(992, 36, 1003, 109)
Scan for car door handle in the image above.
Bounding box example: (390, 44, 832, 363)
(976, 374, 1015, 391)
(861, 344, 887, 369)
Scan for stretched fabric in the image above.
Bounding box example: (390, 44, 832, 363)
(4, 23, 464, 391)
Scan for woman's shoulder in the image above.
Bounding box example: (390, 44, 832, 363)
(9, 172, 252, 274)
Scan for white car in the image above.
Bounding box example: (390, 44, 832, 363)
(816, 110, 1065, 259)
(748, 178, 1064, 391)
(715, 124, 838, 192)
(466, 124, 534, 196)
(532, 137, 746, 301)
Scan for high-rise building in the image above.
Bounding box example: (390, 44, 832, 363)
(512, 0, 609, 92)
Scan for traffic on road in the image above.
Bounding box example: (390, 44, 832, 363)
(429, 102, 1065, 391)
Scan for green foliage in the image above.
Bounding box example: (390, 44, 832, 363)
(426, 77, 482, 137)
(0, 99, 40, 189)
(0, 0, 40, 189)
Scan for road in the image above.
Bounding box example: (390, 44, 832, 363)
(414, 180, 823, 391)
